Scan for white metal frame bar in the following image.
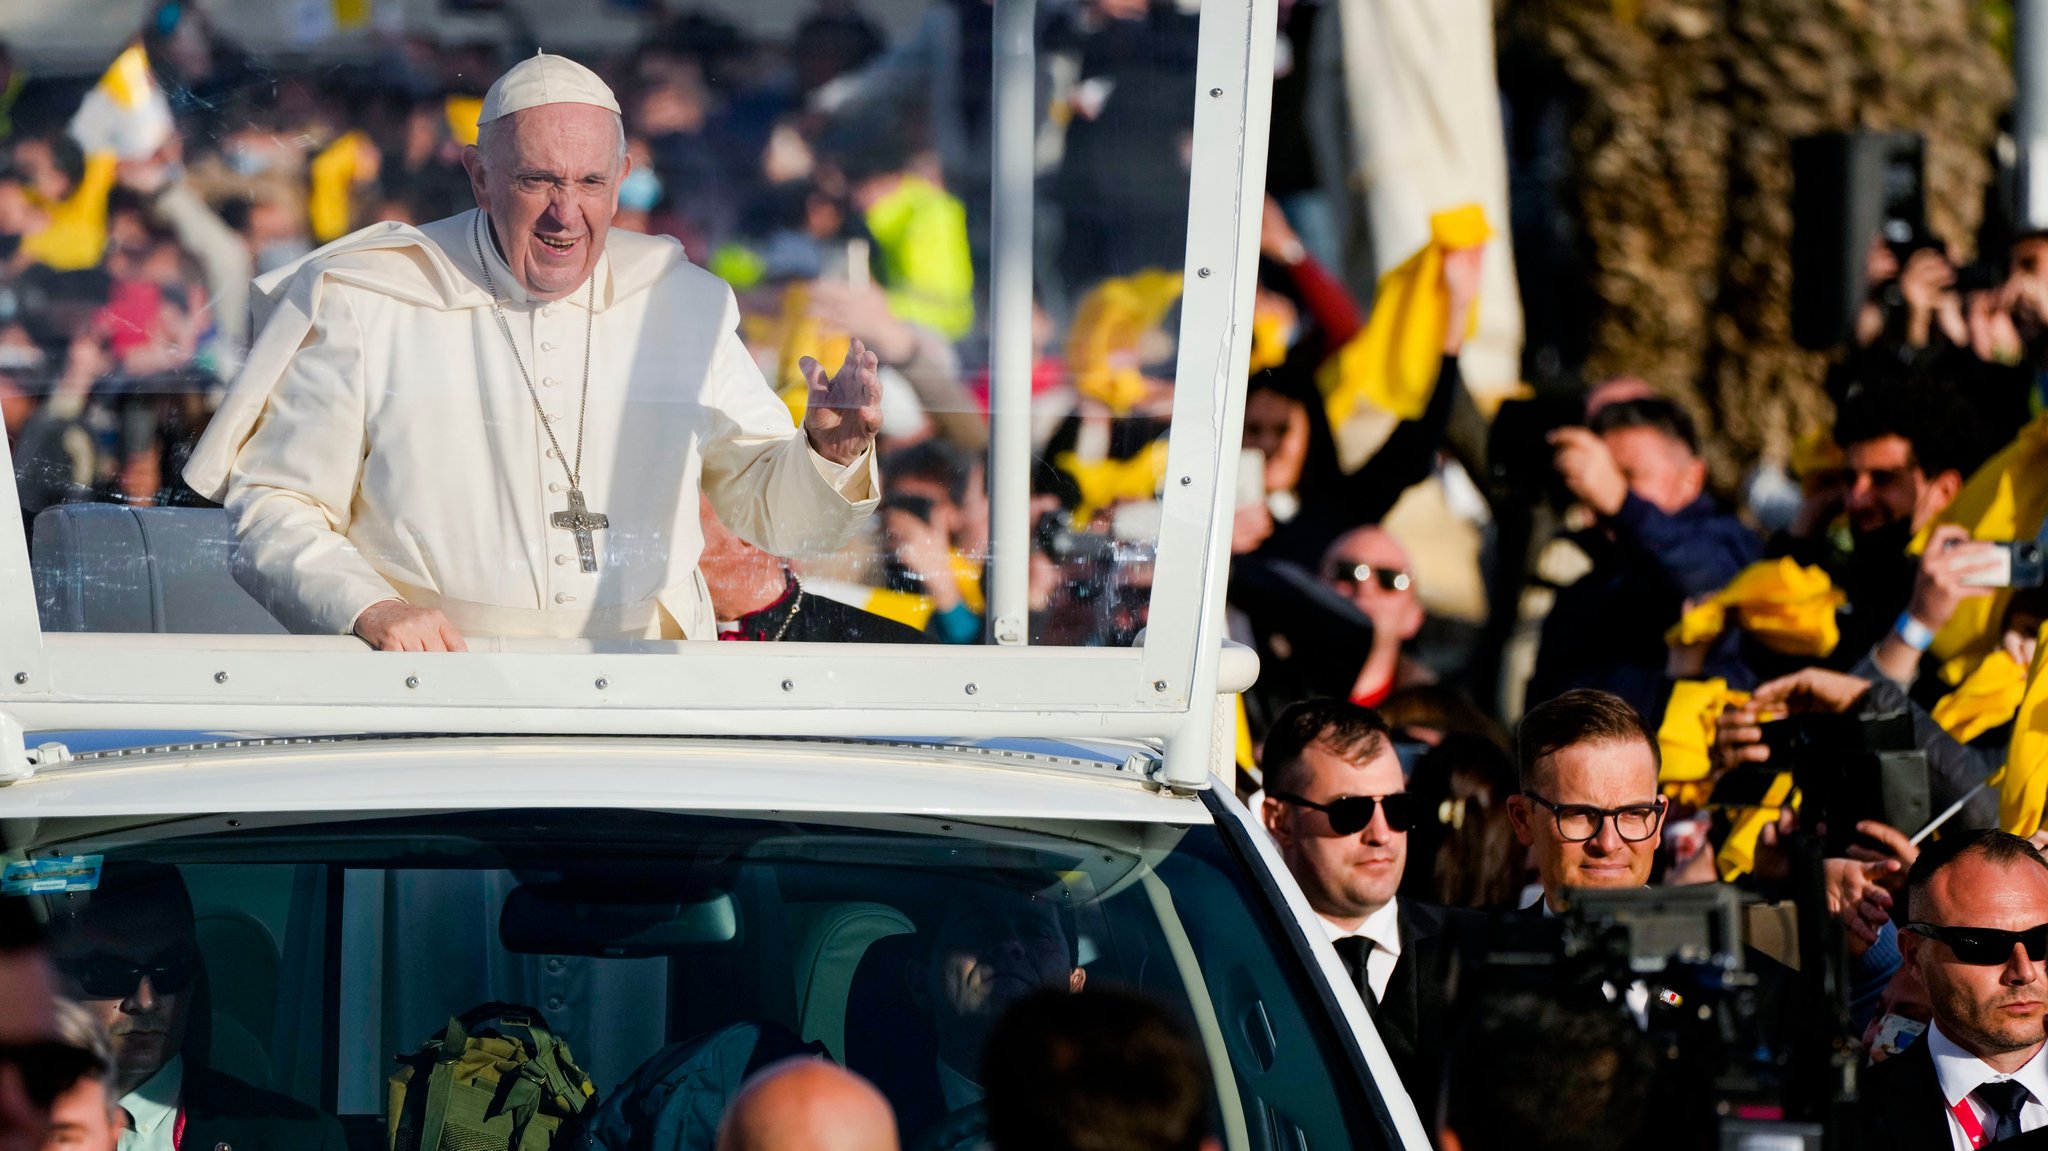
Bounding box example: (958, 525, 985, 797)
(0, 0, 1277, 770)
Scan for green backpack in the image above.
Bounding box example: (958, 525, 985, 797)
(388, 1002, 598, 1151)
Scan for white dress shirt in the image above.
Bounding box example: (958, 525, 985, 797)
(1320, 897, 1402, 1003)
(117, 1054, 181, 1151)
(1927, 1021, 2048, 1149)
(190, 210, 877, 639)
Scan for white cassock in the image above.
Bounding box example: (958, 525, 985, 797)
(183, 208, 878, 640)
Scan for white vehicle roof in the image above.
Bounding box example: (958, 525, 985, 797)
(0, 733, 1192, 821)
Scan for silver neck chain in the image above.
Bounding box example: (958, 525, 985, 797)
(472, 211, 596, 491)
(768, 570, 805, 641)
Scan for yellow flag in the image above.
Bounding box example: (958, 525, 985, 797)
(68, 43, 174, 159)
(1717, 776, 1798, 882)
(1931, 650, 2029, 745)
(1657, 679, 1748, 786)
(1316, 205, 1490, 427)
(307, 130, 370, 243)
(1664, 557, 1844, 657)
(444, 96, 484, 147)
(1919, 414, 2048, 677)
(1066, 270, 1183, 415)
(1055, 441, 1171, 524)
(1994, 623, 2048, 837)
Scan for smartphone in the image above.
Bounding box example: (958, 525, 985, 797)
(1956, 540, 2047, 589)
(1237, 448, 1266, 508)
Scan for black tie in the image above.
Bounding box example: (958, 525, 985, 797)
(1976, 1079, 2031, 1144)
(1332, 936, 1380, 1017)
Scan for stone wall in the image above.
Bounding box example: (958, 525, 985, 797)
(1502, 0, 2010, 485)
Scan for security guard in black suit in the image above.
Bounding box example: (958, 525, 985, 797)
(1261, 698, 1480, 1133)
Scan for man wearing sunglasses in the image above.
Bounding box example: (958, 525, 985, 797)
(1859, 830, 2048, 1150)
(42, 862, 342, 1151)
(2, 895, 94, 1151)
(1260, 698, 1477, 1128)
(1505, 690, 1666, 914)
(1319, 527, 1436, 709)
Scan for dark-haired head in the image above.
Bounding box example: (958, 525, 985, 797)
(1515, 690, 1658, 795)
(1829, 365, 1993, 537)
(1261, 698, 1393, 800)
(1443, 993, 1652, 1151)
(983, 986, 1215, 1151)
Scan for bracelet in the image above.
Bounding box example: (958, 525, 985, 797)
(1894, 612, 1936, 652)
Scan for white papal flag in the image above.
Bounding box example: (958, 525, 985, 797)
(68, 43, 176, 160)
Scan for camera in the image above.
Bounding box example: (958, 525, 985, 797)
(1484, 391, 1583, 508)
(1717, 708, 1929, 856)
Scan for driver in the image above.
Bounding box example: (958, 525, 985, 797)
(905, 887, 1087, 1151)
(42, 863, 344, 1151)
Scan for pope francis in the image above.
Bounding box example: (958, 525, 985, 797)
(184, 53, 882, 651)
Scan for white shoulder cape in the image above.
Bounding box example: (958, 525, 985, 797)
(184, 211, 692, 502)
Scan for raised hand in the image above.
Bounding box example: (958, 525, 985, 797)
(801, 337, 883, 466)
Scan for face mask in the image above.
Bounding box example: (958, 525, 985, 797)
(618, 167, 663, 213)
(226, 148, 272, 177)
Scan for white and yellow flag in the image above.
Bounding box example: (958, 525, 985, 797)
(68, 43, 175, 160)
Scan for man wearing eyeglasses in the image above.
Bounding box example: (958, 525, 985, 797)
(42, 863, 343, 1151)
(1504, 690, 1667, 914)
(1858, 829, 2048, 1150)
(1260, 698, 1476, 1128)
(1320, 527, 1436, 709)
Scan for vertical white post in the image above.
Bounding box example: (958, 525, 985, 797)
(2020, 0, 2048, 226)
(987, 0, 1037, 645)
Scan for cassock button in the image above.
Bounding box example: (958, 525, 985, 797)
(541, 341, 556, 352)
(549, 482, 565, 493)
(547, 448, 562, 459)
(555, 593, 577, 604)
(542, 376, 560, 387)
(555, 555, 570, 566)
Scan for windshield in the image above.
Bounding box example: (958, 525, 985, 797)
(2, 0, 1222, 662)
(7, 807, 1387, 1150)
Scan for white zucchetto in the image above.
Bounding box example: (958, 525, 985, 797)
(476, 50, 622, 126)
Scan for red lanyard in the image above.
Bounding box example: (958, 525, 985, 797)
(1952, 1096, 1987, 1149)
(171, 1105, 186, 1151)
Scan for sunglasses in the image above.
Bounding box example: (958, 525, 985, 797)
(1905, 922, 2048, 966)
(1268, 791, 1419, 834)
(0, 1041, 103, 1109)
(1323, 563, 1412, 593)
(55, 948, 200, 999)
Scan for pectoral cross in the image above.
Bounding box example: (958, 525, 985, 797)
(551, 487, 609, 573)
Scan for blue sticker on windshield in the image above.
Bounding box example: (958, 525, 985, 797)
(1, 855, 104, 895)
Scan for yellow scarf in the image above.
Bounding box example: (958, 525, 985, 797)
(1992, 623, 2048, 836)
(1315, 204, 1489, 427)
(1665, 557, 1844, 658)
(1931, 649, 2029, 745)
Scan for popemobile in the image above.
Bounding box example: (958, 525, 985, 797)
(0, 0, 1428, 1146)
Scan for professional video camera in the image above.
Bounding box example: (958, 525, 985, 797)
(1465, 870, 1861, 1151)
(1032, 508, 1154, 646)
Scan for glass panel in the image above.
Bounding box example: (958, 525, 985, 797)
(11, 808, 1389, 1150)
(3, 0, 1211, 652)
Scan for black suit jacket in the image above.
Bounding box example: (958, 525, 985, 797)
(1855, 1037, 1951, 1151)
(1369, 900, 1485, 1133)
(181, 1065, 347, 1151)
